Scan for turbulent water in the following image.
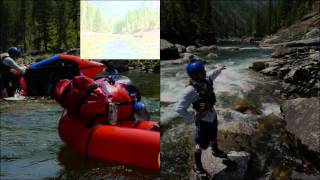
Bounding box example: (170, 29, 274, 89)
(0, 71, 160, 179)
(160, 43, 287, 178)
(161, 43, 278, 125)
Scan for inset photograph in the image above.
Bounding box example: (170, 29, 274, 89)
(80, 1, 160, 59)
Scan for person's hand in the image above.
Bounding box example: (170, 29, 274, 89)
(217, 64, 226, 70)
(9, 68, 21, 76)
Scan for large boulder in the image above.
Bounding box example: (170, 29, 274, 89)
(271, 46, 297, 58)
(160, 39, 180, 60)
(260, 66, 279, 76)
(304, 28, 320, 39)
(230, 98, 262, 115)
(181, 53, 202, 62)
(207, 53, 218, 59)
(250, 61, 268, 71)
(284, 68, 311, 83)
(186, 46, 197, 52)
(219, 121, 257, 136)
(175, 44, 186, 53)
(281, 97, 320, 154)
(190, 150, 251, 180)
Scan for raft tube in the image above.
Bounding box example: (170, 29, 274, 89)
(29, 54, 104, 78)
(20, 54, 105, 96)
(58, 115, 160, 170)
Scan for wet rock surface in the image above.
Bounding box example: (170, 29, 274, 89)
(215, 115, 320, 179)
(189, 151, 250, 180)
(252, 12, 320, 98)
(176, 44, 186, 53)
(161, 39, 180, 60)
(230, 98, 262, 115)
(281, 98, 320, 154)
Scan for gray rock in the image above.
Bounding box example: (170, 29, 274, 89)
(230, 98, 262, 115)
(250, 61, 268, 71)
(284, 68, 311, 83)
(213, 151, 251, 180)
(260, 66, 279, 76)
(196, 45, 217, 52)
(271, 46, 297, 58)
(208, 45, 218, 51)
(309, 51, 320, 61)
(160, 39, 180, 60)
(175, 44, 186, 53)
(197, 46, 211, 51)
(281, 97, 320, 153)
(219, 121, 257, 136)
(182, 53, 202, 62)
(190, 150, 250, 180)
(207, 53, 218, 59)
(285, 38, 320, 47)
(290, 171, 320, 180)
(186, 46, 197, 52)
(305, 28, 320, 39)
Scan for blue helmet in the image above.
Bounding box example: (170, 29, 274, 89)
(186, 59, 205, 76)
(8, 47, 21, 58)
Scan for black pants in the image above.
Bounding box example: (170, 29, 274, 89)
(195, 119, 218, 150)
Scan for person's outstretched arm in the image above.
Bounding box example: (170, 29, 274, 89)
(175, 86, 198, 122)
(207, 65, 226, 82)
(2, 57, 25, 74)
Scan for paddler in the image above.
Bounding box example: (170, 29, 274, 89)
(0, 47, 25, 98)
(175, 59, 235, 178)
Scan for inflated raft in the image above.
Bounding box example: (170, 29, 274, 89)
(21, 54, 104, 96)
(58, 115, 160, 170)
(29, 54, 104, 78)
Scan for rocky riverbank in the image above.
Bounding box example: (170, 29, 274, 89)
(251, 12, 320, 99)
(100, 60, 160, 73)
(160, 39, 218, 64)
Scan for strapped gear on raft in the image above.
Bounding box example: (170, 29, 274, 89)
(55, 76, 133, 126)
(55, 76, 107, 120)
(190, 78, 216, 112)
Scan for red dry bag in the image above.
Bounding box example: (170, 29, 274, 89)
(55, 76, 108, 121)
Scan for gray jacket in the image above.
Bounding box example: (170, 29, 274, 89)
(175, 67, 223, 123)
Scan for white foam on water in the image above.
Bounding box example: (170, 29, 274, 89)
(160, 104, 179, 124)
(261, 103, 281, 116)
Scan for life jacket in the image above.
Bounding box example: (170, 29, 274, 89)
(0, 53, 11, 75)
(190, 78, 216, 112)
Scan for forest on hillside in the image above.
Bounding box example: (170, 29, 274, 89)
(161, 0, 318, 45)
(0, 0, 79, 53)
(81, 2, 159, 35)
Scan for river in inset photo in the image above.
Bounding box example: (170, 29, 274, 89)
(0, 70, 160, 179)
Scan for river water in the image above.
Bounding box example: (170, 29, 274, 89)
(160, 43, 293, 178)
(0, 71, 160, 179)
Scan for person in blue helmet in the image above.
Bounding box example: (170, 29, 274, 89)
(0, 47, 25, 98)
(175, 59, 234, 177)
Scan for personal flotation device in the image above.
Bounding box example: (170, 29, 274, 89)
(0, 53, 11, 75)
(190, 78, 216, 112)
